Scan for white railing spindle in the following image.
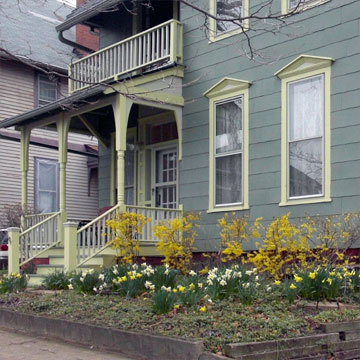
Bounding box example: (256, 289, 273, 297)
(69, 20, 182, 92)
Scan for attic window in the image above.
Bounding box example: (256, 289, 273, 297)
(38, 74, 57, 107)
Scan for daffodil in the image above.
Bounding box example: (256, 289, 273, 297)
(274, 280, 281, 286)
(199, 306, 207, 312)
(309, 272, 316, 279)
(289, 283, 296, 290)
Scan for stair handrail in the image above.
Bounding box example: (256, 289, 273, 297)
(77, 203, 122, 234)
(19, 211, 61, 266)
(76, 203, 122, 267)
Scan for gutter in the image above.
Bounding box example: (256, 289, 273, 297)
(56, 0, 122, 52)
(58, 30, 94, 53)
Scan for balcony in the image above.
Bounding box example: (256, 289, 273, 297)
(69, 20, 183, 93)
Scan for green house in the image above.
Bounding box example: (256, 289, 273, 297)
(2, 0, 360, 284)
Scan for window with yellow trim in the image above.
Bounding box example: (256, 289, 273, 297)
(275, 55, 333, 206)
(209, 0, 249, 41)
(282, 0, 329, 14)
(205, 78, 250, 212)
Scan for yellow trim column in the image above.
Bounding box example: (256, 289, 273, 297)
(63, 222, 78, 272)
(112, 94, 132, 207)
(7, 227, 20, 275)
(56, 113, 71, 242)
(20, 126, 30, 228)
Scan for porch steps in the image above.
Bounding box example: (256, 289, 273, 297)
(27, 274, 46, 287)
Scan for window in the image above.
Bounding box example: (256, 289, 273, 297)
(34, 158, 59, 213)
(205, 78, 250, 212)
(209, 0, 249, 42)
(275, 55, 333, 206)
(37, 74, 57, 107)
(282, 0, 329, 14)
(125, 135, 135, 205)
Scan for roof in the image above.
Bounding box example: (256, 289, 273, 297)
(0, 84, 106, 129)
(0, 0, 76, 69)
(56, 0, 123, 31)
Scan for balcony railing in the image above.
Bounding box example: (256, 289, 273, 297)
(69, 19, 183, 93)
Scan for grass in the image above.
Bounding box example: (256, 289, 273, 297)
(1, 289, 360, 353)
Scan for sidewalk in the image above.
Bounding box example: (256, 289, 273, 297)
(0, 328, 137, 360)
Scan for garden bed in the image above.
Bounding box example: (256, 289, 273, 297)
(1, 290, 360, 355)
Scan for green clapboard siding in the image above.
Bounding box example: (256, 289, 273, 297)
(179, 0, 360, 251)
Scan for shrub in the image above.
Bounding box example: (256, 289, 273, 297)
(0, 273, 28, 293)
(106, 212, 149, 264)
(247, 214, 314, 279)
(42, 271, 70, 290)
(154, 212, 200, 274)
(218, 213, 262, 263)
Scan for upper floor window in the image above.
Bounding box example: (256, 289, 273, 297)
(282, 0, 329, 14)
(34, 158, 59, 213)
(209, 0, 249, 42)
(205, 78, 250, 212)
(37, 74, 57, 107)
(275, 55, 334, 206)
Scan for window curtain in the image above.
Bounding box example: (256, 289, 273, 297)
(289, 76, 323, 197)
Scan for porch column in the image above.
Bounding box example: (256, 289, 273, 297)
(56, 113, 71, 242)
(20, 126, 30, 229)
(112, 94, 132, 208)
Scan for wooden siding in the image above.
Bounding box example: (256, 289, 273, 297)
(0, 61, 35, 121)
(0, 60, 99, 227)
(179, 0, 360, 249)
(0, 136, 98, 227)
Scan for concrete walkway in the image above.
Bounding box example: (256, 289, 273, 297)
(0, 328, 137, 360)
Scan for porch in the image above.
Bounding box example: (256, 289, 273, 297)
(5, 63, 184, 283)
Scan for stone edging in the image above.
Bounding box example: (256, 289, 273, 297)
(0, 309, 204, 360)
(1, 308, 360, 360)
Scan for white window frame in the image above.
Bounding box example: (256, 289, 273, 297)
(37, 74, 58, 107)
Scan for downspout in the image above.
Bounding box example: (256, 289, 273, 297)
(58, 29, 94, 53)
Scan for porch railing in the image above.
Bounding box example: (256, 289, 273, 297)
(19, 211, 61, 266)
(69, 19, 183, 92)
(125, 205, 181, 242)
(24, 212, 57, 230)
(76, 204, 122, 266)
(76, 204, 182, 267)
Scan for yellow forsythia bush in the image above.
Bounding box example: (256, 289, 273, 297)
(247, 213, 315, 279)
(106, 212, 149, 264)
(218, 213, 262, 263)
(153, 212, 200, 274)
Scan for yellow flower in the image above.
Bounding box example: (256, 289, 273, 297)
(294, 275, 303, 283)
(199, 306, 207, 312)
(178, 286, 186, 293)
(309, 272, 316, 279)
(130, 275, 136, 280)
(174, 304, 180, 309)
(189, 283, 195, 291)
(289, 283, 296, 290)
(172, 288, 178, 293)
(327, 278, 332, 285)
(329, 271, 336, 276)
(127, 272, 132, 276)
(136, 273, 142, 278)
(274, 280, 281, 286)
